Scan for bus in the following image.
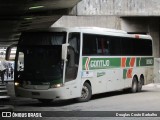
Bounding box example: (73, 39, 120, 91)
(6, 27, 154, 103)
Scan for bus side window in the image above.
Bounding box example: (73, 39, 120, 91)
(108, 37, 121, 56)
(96, 37, 109, 55)
(83, 34, 97, 55)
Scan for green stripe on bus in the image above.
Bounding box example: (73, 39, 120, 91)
(123, 69, 127, 79)
(126, 58, 131, 67)
(82, 57, 154, 70)
(136, 58, 140, 67)
(82, 58, 121, 70)
(136, 57, 154, 67)
(82, 57, 88, 70)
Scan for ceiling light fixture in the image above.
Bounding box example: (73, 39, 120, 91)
(24, 17, 33, 20)
(29, 6, 44, 10)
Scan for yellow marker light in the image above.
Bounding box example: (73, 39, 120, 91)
(51, 84, 63, 88)
(24, 17, 33, 20)
(15, 82, 19, 86)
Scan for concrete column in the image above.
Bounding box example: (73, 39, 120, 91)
(148, 22, 160, 58)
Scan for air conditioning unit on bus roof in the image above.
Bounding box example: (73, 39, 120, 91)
(50, 26, 127, 34)
(78, 27, 127, 34)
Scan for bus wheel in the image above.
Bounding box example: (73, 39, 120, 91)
(138, 77, 143, 92)
(131, 77, 138, 93)
(38, 99, 53, 104)
(77, 82, 92, 102)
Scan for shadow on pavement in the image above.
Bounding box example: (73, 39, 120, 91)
(16, 89, 150, 107)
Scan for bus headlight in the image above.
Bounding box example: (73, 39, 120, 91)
(51, 83, 63, 88)
(15, 82, 20, 86)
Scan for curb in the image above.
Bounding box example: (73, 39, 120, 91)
(144, 83, 160, 88)
(4, 80, 14, 82)
(0, 105, 14, 112)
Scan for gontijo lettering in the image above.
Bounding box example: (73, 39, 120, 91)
(90, 60, 110, 68)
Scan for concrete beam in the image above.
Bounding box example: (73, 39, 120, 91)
(73, 0, 160, 16)
(52, 15, 121, 29)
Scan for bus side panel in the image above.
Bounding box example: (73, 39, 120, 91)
(106, 69, 124, 92)
(81, 68, 125, 95)
(94, 70, 107, 93)
(81, 70, 107, 95)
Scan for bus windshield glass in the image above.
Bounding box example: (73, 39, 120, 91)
(15, 32, 66, 84)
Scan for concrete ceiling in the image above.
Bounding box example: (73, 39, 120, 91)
(0, 0, 80, 46)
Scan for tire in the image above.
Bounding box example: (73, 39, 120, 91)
(131, 77, 138, 93)
(38, 99, 53, 104)
(137, 77, 143, 92)
(76, 82, 92, 102)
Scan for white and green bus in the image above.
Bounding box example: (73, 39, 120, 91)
(6, 27, 154, 102)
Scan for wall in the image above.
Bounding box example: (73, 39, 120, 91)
(52, 16, 121, 29)
(72, 0, 160, 16)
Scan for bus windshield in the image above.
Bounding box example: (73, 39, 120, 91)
(15, 32, 66, 84)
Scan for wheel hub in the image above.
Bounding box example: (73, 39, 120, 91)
(81, 86, 89, 99)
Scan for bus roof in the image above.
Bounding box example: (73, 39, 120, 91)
(49, 26, 126, 33)
(28, 26, 152, 40)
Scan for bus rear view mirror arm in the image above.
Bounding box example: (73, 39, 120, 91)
(5, 44, 17, 61)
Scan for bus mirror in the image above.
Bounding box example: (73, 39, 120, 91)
(62, 43, 69, 61)
(5, 44, 17, 61)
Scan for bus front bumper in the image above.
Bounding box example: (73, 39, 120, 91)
(15, 86, 70, 100)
